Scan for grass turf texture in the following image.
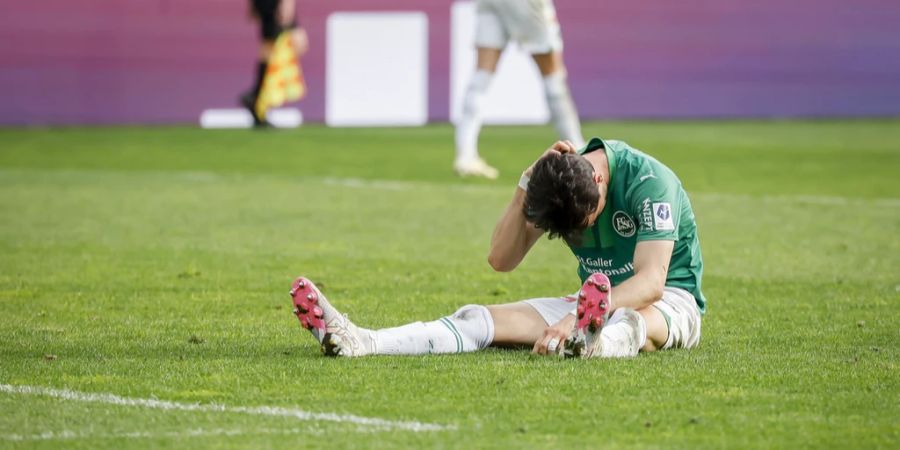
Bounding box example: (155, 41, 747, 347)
(0, 120, 898, 448)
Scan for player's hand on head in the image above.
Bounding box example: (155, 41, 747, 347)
(525, 141, 577, 177)
(532, 314, 576, 356)
(551, 140, 577, 154)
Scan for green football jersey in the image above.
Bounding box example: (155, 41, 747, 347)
(569, 137, 706, 313)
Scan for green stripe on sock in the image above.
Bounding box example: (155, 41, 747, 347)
(441, 318, 463, 353)
(439, 318, 463, 353)
(438, 318, 461, 353)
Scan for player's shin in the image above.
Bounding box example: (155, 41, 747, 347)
(374, 304, 494, 355)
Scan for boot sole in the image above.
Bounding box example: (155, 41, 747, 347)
(289, 277, 326, 339)
(576, 273, 612, 334)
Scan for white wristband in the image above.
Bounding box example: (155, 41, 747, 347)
(518, 174, 530, 192)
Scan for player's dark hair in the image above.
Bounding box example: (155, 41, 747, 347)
(524, 153, 599, 245)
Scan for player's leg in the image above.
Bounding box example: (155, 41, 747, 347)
(290, 276, 560, 356)
(372, 298, 569, 353)
(636, 305, 667, 351)
(518, 0, 584, 147)
(369, 301, 554, 355)
(454, 3, 507, 179)
(568, 273, 644, 358)
(627, 287, 702, 353)
(567, 273, 617, 357)
(290, 276, 499, 357)
(571, 275, 701, 358)
(641, 287, 703, 352)
(487, 301, 557, 345)
(290, 276, 375, 356)
(372, 303, 497, 355)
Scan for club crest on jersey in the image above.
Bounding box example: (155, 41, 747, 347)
(612, 211, 636, 237)
(652, 202, 675, 230)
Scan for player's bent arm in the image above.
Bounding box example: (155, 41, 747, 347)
(609, 240, 674, 310)
(488, 188, 544, 272)
(489, 141, 575, 272)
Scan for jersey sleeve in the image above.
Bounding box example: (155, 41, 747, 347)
(626, 171, 681, 242)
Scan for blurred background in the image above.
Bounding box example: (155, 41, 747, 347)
(1, 0, 899, 126)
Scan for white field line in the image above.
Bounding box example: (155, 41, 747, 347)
(0, 428, 334, 442)
(2, 427, 327, 442)
(0, 384, 454, 433)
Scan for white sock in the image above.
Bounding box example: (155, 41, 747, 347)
(598, 309, 646, 357)
(455, 70, 493, 165)
(374, 304, 494, 355)
(543, 72, 585, 148)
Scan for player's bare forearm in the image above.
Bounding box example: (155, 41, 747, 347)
(609, 270, 666, 310)
(488, 141, 575, 272)
(610, 240, 673, 310)
(488, 188, 542, 272)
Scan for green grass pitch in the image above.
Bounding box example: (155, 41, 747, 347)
(0, 120, 897, 448)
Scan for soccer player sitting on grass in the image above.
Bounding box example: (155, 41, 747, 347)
(291, 138, 705, 358)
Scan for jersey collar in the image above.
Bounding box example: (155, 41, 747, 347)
(578, 137, 616, 188)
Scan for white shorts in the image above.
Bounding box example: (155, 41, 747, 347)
(475, 0, 563, 54)
(523, 287, 703, 350)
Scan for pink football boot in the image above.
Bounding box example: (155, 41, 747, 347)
(289, 276, 376, 357)
(564, 273, 612, 358)
(290, 277, 328, 344)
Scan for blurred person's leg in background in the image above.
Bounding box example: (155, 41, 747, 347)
(454, 0, 584, 178)
(524, 0, 583, 148)
(454, 0, 505, 179)
(532, 50, 583, 149)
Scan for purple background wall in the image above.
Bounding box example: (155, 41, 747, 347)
(1, 0, 899, 125)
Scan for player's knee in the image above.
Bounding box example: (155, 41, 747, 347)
(450, 304, 494, 349)
(452, 304, 491, 324)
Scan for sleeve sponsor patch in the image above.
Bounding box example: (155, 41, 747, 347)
(652, 202, 675, 230)
(639, 198, 653, 231)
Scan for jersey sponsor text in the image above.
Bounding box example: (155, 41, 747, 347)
(582, 261, 634, 277)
